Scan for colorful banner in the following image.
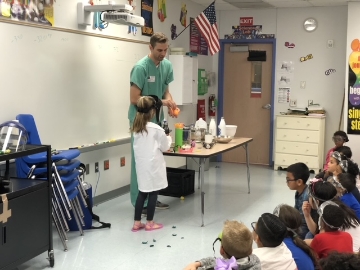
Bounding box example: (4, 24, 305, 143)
(157, 0, 166, 22)
(141, 0, 153, 36)
(1, 0, 53, 25)
(347, 39, 360, 134)
(189, 17, 208, 56)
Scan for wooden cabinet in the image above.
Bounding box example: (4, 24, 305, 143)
(0, 145, 53, 270)
(274, 115, 326, 173)
(169, 55, 198, 105)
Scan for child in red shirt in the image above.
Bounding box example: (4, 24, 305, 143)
(310, 201, 353, 258)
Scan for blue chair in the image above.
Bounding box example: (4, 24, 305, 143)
(14, 114, 87, 250)
(16, 114, 80, 163)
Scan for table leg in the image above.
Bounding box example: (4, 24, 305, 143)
(244, 143, 250, 194)
(200, 157, 205, 227)
(198, 162, 201, 189)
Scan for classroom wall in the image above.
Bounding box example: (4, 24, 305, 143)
(344, 2, 360, 163)
(217, 6, 348, 160)
(0, 0, 215, 199)
(77, 0, 216, 198)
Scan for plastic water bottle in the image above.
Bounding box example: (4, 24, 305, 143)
(209, 117, 217, 137)
(218, 117, 226, 137)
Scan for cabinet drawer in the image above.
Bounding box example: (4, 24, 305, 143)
(276, 129, 320, 143)
(275, 153, 319, 169)
(276, 141, 318, 156)
(277, 117, 321, 131)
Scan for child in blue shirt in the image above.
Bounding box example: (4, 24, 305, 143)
(286, 162, 316, 239)
(273, 204, 317, 270)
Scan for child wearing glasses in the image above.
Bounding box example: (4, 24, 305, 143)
(252, 213, 297, 270)
(183, 220, 261, 270)
(323, 131, 348, 171)
(273, 204, 317, 270)
(302, 179, 360, 252)
(309, 202, 353, 258)
(286, 162, 317, 239)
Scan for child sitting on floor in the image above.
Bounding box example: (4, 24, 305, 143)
(286, 162, 317, 239)
(323, 131, 348, 171)
(183, 220, 261, 270)
(309, 201, 353, 258)
(252, 213, 297, 270)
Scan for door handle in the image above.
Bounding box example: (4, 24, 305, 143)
(262, 104, 271, 110)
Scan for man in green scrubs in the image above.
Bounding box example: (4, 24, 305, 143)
(128, 32, 177, 210)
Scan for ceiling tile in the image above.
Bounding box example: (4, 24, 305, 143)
(309, 1, 347, 6)
(227, 2, 274, 8)
(266, 1, 313, 7)
(214, 3, 241, 10)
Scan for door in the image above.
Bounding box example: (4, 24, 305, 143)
(222, 43, 273, 165)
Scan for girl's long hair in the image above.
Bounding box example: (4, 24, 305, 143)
(277, 204, 318, 266)
(310, 181, 360, 230)
(131, 96, 155, 134)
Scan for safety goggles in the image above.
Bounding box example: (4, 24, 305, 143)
(212, 232, 231, 259)
(273, 204, 299, 238)
(317, 201, 341, 230)
(331, 152, 348, 172)
(332, 136, 346, 143)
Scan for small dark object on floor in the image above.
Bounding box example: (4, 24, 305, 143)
(142, 241, 148, 244)
(172, 234, 177, 236)
(167, 245, 171, 247)
(172, 226, 176, 228)
(153, 239, 156, 242)
(150, 245, 154, 247)
(181, 237, 184, 239)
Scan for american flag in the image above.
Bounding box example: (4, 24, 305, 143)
(194, 1, 220, 56)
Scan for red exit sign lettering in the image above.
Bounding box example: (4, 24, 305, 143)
(240, 17, 253, 26)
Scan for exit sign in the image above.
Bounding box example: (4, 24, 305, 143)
(240, 17, 253, 26)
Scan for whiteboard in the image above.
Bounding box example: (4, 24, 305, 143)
(0, 21, 149, 149)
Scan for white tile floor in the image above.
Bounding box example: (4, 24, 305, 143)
(17, 162, 303, 270)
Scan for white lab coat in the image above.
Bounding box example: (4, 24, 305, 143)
(133, 122, 171, 192)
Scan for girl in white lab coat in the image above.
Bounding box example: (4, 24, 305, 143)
(131, 96, 171, 232)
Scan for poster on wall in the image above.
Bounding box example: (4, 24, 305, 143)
(1, 0, 53, 25)
(190, 17, 208, 56)
(141, 0, 154, 36)
(347, 39, 360, 134)
(278, 87, 290, 103)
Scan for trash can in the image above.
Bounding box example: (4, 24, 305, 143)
(159, 168, 195, 197)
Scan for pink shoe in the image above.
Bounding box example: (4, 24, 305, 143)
(145, 222, 163, 231)
(131, 223, 145, 232)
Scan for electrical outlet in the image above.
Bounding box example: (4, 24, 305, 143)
(120, 157, 125, 167)
(104, 160, 109, 170)
(308, 100, 313, 106)
(85, 164, 90, 175)
(95, 162, 99, 173)
(327, 39, 334, 48)
(290, 99, 297, 107)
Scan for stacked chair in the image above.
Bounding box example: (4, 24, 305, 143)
(14, 114, 87, 251)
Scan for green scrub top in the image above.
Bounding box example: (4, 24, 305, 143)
(128, 55, 174, 124)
